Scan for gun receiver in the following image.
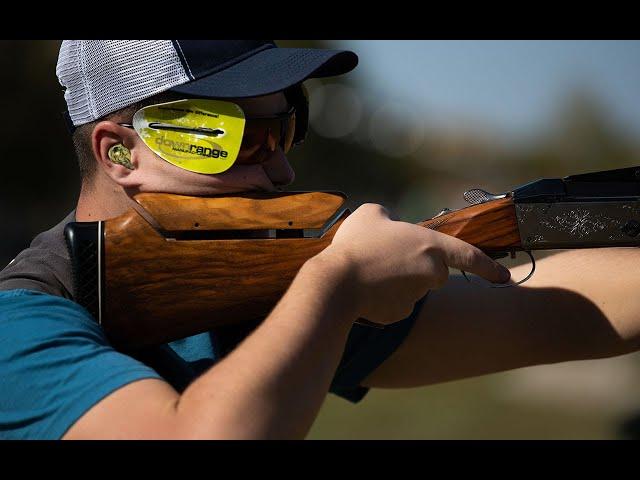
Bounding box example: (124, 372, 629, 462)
(65, 165, 640, 349)
(422, 165, 640, 252)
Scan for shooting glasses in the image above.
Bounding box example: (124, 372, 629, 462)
(119, 97, 300, 175)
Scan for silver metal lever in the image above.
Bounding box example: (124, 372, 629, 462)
(463, 189, 507, 205)
(433, 207, 452, 218)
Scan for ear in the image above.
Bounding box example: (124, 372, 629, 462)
(92, 121, 142, 188)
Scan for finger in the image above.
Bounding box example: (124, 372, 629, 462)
(358, 203, 391, 219)
(434, 233, 511, 284)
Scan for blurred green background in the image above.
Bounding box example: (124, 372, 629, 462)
(2, 40, 640, 439)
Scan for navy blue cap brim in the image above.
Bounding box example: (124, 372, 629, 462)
(169, 47, 358, 99)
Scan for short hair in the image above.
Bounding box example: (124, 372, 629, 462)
(71, 90, 185, 183)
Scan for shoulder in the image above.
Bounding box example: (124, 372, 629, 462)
(0, 289, 161, 439)
(0, 288, 100, 336)
(0, 211, 76, 299)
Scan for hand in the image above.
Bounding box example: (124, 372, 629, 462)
(320, 203, 511, 325)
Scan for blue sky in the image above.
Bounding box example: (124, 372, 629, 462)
(329, 41, 640, 141)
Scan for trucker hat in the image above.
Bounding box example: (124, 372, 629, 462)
(56, 40, 359, 127)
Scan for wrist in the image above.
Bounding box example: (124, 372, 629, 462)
(302, 247, 361, 324)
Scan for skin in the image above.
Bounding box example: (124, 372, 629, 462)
(364, 248, 640, 388)
(63, 92, 640, 439)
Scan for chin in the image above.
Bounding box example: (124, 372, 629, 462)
(148, 161, 287, 196)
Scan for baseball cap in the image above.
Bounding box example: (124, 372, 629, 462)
(56, 40, 359, 128)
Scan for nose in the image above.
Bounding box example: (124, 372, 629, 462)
(261, 147, 295, 186)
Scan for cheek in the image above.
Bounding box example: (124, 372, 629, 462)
(137, 153, 279, 195)
(261, 149, 295, 186)
(204, 164, 277, 192)
(134, 151, 212, 192)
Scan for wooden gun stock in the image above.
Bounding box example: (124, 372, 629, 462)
(65, 192, 522, 349)
(419, 197, 521, 252)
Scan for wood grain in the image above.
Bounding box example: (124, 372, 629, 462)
(133, 191, 347, 231)
(419, 197, 521, 251)
(104, 208, 346, 349)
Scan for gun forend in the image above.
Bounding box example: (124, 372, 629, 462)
(420, 197, 522, 253)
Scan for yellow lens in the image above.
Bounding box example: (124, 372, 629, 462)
(133, 99, 246, 174)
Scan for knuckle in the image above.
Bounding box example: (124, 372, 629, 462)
(422, 242, 441, 257)
(355, 203, 375, 218)
(362, 203, 388, 215)
(462, 247, 482, 266)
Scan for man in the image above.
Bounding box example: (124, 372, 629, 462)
(1, 40, 638, 439)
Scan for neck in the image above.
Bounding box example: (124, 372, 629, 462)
(76, 174, 137, 222)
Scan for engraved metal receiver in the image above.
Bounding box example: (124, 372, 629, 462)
(432, 165, 640, 287)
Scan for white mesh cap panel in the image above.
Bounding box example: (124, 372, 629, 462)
(56, 40, 191, 126)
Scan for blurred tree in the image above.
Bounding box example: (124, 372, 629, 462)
(0, 40, 78, 267)
(549, 87, 638, 171)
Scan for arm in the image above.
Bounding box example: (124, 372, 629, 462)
(64, 204, 509, 439)
(364, 247, 640, 388)
(64, 254, 357, 439)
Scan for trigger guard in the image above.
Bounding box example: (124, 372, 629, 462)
(461, 250, 536, 288)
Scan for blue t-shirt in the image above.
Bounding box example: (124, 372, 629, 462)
(0, 289, 161, 439)
(0, 288, 422, 439)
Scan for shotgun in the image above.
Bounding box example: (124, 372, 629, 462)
(65, 165, 640, 349)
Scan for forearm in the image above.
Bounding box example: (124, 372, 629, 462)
(365, 247, 640, 388)
(173, 251, 357, 439)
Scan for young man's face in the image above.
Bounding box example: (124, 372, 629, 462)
(124, 92, 296, 196)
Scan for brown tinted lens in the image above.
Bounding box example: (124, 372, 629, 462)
(236, 111, 296, 165)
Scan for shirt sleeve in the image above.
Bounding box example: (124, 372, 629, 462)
(329, 293, 428, 403)
(0, 289, 162, 439)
